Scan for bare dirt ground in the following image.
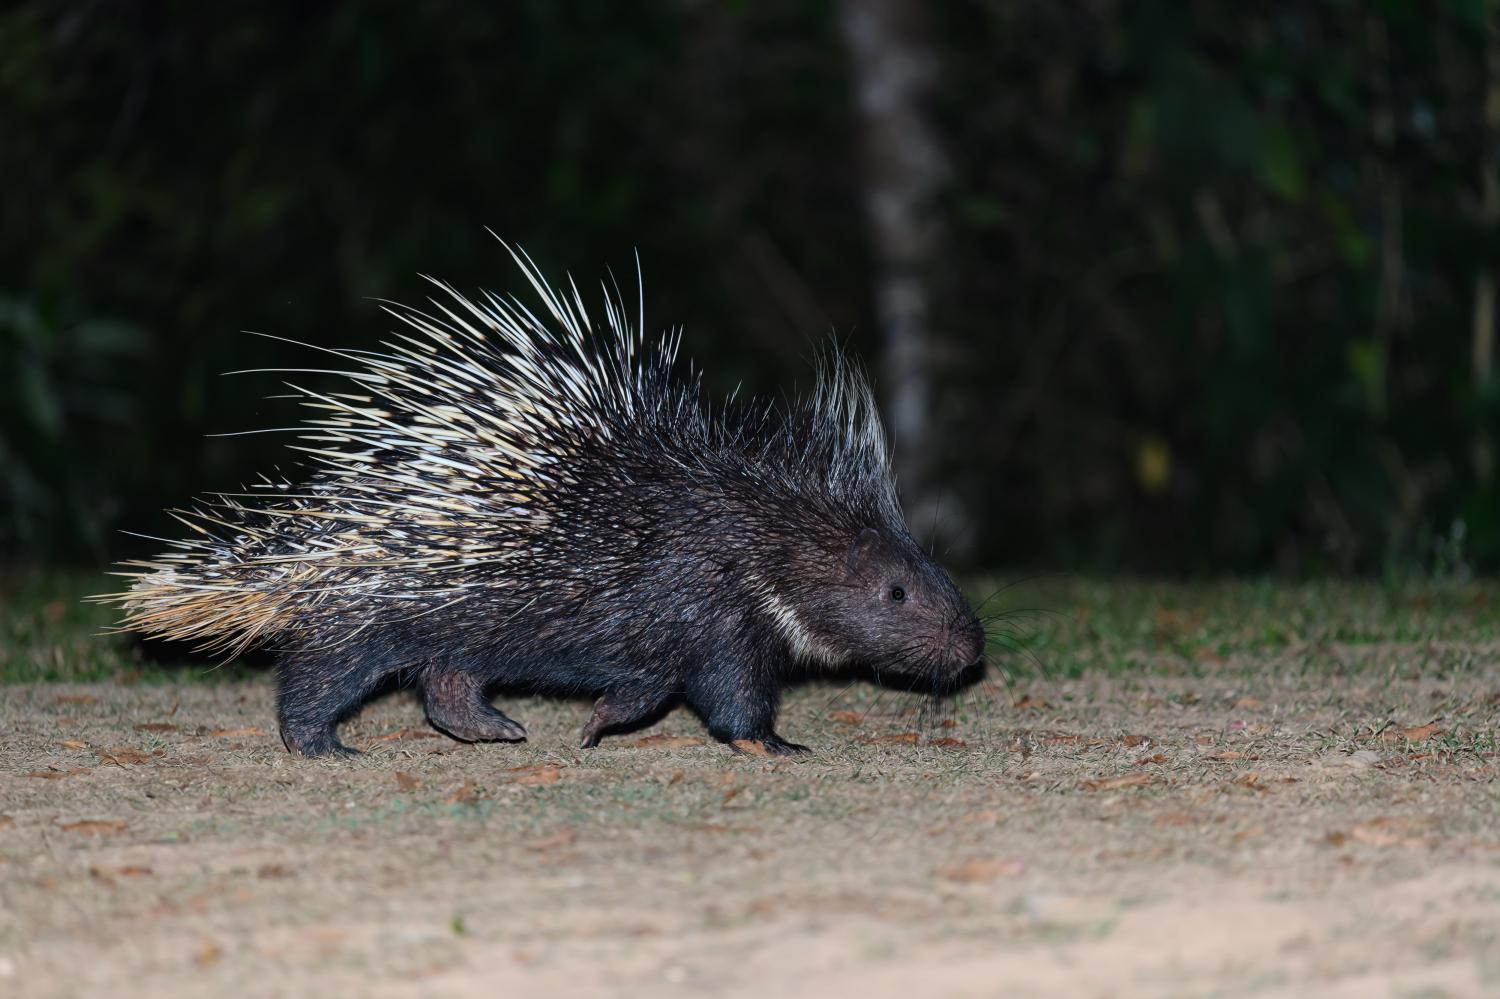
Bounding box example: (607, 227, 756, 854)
(3, 643, 1498, 998)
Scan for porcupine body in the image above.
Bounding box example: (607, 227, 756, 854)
(109, 247, 985, 757)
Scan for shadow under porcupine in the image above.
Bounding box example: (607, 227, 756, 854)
(102, 245, 984, 757)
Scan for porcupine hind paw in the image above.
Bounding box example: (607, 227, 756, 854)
(579, 688, 671, 748)
(280, 723, 361, 758)
(423, 671, 526, 743)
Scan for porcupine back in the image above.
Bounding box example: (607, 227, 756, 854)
(114, 247, 896, 661)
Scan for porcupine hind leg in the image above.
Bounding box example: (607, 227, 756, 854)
(579, 685, 674, 748)
(423, 670, 526, 743)
(277, 650, 390, 758)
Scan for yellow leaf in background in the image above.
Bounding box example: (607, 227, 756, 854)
(1135, 436, 1171, 495)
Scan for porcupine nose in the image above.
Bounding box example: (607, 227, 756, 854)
(946, 612, 986, 672)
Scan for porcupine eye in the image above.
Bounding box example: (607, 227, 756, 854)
(889, 586, 906, 602)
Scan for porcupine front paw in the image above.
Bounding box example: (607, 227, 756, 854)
(730, 733, 811, 756)
(423, 671, 526, 743)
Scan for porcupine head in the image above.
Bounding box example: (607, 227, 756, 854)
(105, 243, 985, 756)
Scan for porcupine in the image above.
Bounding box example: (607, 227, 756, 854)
(106, 245, 985, 757)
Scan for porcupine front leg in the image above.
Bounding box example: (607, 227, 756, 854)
(685, 645, 809, 756)
(423, 670, 526, 743)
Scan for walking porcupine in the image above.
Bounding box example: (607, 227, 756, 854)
(106, 245, 985, 757)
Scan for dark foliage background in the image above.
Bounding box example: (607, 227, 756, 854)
(3, 0, 1497, 575)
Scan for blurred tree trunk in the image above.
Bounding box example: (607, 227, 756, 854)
(1476, 0, 1500, 486)
(838, 0, 966, 553)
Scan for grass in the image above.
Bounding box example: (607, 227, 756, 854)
(3, 567, 1497, 684)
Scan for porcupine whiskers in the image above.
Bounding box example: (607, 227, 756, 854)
(98, 239, 985, 758)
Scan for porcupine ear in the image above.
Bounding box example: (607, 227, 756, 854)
(845, 526, 883, 577)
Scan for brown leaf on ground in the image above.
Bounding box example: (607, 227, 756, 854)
(1349, 818, 1427, 848)
(939, 718, 957, 729)
(1383, 723, 1444, 743)
(58, 819, 127, 836)
(257, 864, 293, 880)
(27, 768, 89, 779)
(929, 737, 968, 748)
(55, 694, 97, 705)
(1014, 695, 1048, 710)
(510, 764, 562, 786)
(721, 787, 744, 806)
(57, 740, 87, 750)
(526, 829, 578, 851)
(98, 747, 159, 765)
(1234, 697, 1264, 709)
(1208, 751, 1247, 761)
(209, 727, 266, 739)
(1134, 753, 1168, 766)
(0, 815, 14, 829)
(731, 739, 774, 756)
(865, 732, 921, 745)
(117, 866, 154, 878)
(941, 857, 1026, 883)
(1155, 811, 1200, 826)
(195, 940, 222, 968)
(1080, 772, 1157, 791)
(828, 710, 864, 726)
(394, 772, 422, 791)
(1122, 734, 1150, 747)
(445, 778, 483, 805)
(135, 723, 179, 733)
(1043, 732, 1081, 745)
(633, 734, 706, 749)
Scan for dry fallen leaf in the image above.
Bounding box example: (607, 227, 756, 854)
(58, 819, 127, 836)
(828, 710, 864, 726)
(445, 778, 483, 805)
(941, 858, 1025, 883)
(526, 829, 578, 851)
(929, 737, 968, 748)
(1080, 773, 1157, 791)
(1155, 811, 1199, 826)
(366, 727, 440, 745)
(1234, 696, 1264, 710)
(195, 940, 222, 968)
(1134, 753, 1168, 766)
(394, 772, 422, 791)
(1208, 751, 1246, 761)
(1043, 732, 1081, 745)
(633, 734, 706, 749)
(866, 732, 921, 745)
(257, 864, 293, 880)
(98, 748, 158, 765)
(731, 739, 774, 757)
(1122, 734, 1150, 747)
(510, 764, 562, 786)
(209, 727, 266, 739)
(27, 768, 89, 780)
(1383, 723, 1444, 743)
(1014, 695, 1048, 711)
(57, 740, 87, 750)
(117, 865, 154, 878)
(0, 815, 14, 829)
